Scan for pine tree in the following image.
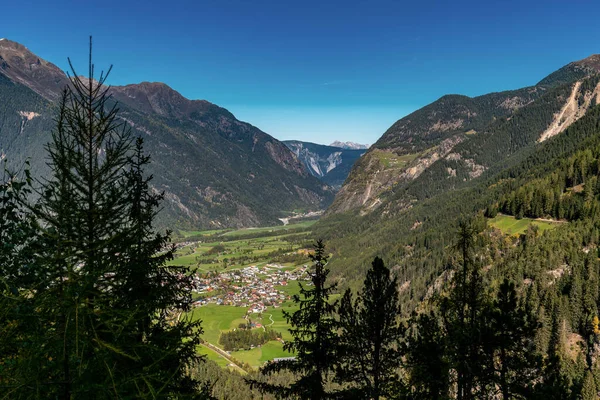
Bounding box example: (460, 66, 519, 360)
(1, 39, 206, 398)
(250, 240, 339, 399)
(580, 370, 597, 400)
(487, 279, 542, 399)
(0, 167, 43, 393)
(336, 257, 405, 399)
(405, 310, 450, 399)
(441, 220, 490, 400)
(535, 305, 572, 399)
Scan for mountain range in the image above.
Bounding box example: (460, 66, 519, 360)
(282, 140, 367, 189)
(316, 53, 600, 303)
(328, 141, 369, 150)
(0, 38, 334, 229)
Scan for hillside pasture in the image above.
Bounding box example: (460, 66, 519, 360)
(488, 214, 562, 236)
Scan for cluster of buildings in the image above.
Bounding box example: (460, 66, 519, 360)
(192, 264, 308, 312)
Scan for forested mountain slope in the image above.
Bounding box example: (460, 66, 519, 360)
(328, 55, 600, 215)
(0, 39, 333, 228)
(318, 55, 600, 298)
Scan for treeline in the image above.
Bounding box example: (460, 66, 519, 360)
(179, 224, 314, 243)
(0, 55, 206, 397)
(249, 230, 600, 399)
(219, 327, 282, 351)
(494, 147, 600, 220)
(317, 91, 600, 315)
(195, 244, 309, 269)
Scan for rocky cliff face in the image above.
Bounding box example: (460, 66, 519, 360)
(0, 39, 334, 229)
(327, 55, 600, 216)
(283, 140, 366, 189)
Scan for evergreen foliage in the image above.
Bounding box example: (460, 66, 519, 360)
(336, 257, 405, 399)
(486, 279, 542, 398)
(403, 221, 546, 399)
(250, 240, 339, 399)
(0, 41, 205, 399)
(219, 327, 281, 351)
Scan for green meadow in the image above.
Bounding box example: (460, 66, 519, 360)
(177, 222, 343, 369)
(192, 303, 297, 368)
(221, 220, 316, 237)
(167, 221, 315, 272)
(190, 304, 248, 346)
(488, 214, 562, 236)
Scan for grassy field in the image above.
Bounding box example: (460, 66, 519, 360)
(488, 214, 562, 236)
(222, 220, 316, 237)
(190, 304, 248, 346)
(177, 228, 231, 238)
(197, 345, 230, 368)
(230, 341, 291, 367)
(192, 304, 297, 367)
(179, 223, 331, 369)
(372, 149, 418, 169)
(167, 221, 316, 272)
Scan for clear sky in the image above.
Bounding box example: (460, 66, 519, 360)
(2, 0, 600, 145)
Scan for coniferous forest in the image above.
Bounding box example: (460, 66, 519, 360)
(5, 23, 600, 400)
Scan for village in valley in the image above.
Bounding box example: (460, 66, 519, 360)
(166, 221, 320, 369)
(191, 263, 310, 313)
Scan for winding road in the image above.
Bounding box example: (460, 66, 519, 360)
(261, 313, 275, 331)
(201, 343, 247, 375)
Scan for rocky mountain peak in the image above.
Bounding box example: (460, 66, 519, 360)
(0, 39, 68, 101)
(537, 54, 600, 87)
(109, 81, 230, 120)
(329, 141, 370, 150)
(573, 54, 600, 72)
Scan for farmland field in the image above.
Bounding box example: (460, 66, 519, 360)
(488, 214, 563, 236)
(176, 222, 326, 369)
(190, 304, 248, 346)
(167, 220, 315, 272)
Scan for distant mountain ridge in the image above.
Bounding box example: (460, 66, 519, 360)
(283, 140, 366, 189)
(0, 38, 334, 229)
(316, 52, 600, 297)
(327, 55, 600, 215)
(329, 140, 369, 150)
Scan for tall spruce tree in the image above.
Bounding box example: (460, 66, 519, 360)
(439, 220, 492, 399)
(486, 279, 542, 399)
(0, 39, 206, 398)
(405, 310, 450, 399)
(580, 370, 597, 400)
(0, 167, 44, 395)
(336, 256, 405, 399)
(534, 304, 572, 399)
(250, 240, 339, 399)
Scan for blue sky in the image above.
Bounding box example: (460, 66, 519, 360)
(3, 0, 600, 145)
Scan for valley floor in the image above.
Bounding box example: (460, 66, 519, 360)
(170, 222, 317, 370)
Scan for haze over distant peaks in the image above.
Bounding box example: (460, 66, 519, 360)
(329, 141, 370, 150)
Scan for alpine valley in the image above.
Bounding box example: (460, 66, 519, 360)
(0, 38, 334, 229)
(7, 34, 600, 398)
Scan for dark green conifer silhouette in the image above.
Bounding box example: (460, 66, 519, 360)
(0, 38, 206, 399)
(405, 310, 450, 399)
(250, 239, 338, 399)
(336, 256, 405, 399)
(486, 279, 542, 398)
(534, 305, 572, 399)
